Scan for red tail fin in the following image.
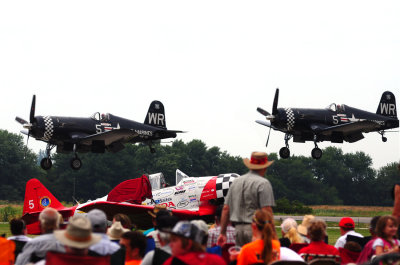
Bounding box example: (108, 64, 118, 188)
(23, 178, 64, 215)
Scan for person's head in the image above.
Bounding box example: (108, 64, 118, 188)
(297, 215, 315, 237)
(307, 219, 327, 242)
(169, 221, 205, 256)
(113, 213, 132, 230)
(280, 218, 297, 236)
(87, 209, 107, 233)
(190, 219, 209, 247)
(370, 216, 381, 238)
(107, 221, 129, 241)
(376, 215, 398, 242)
(39, 207, 62, 234)
(339, 217, 355, 235)
(148, 205, 168, 226)
(243, 152, 274, 176)
(9, 218, 26, 236)
(120, 231, 147, 260)
(54, 215, 101, 256)
(344, 241, 362, 252)
(252, 209, 277, 265)
(155, 214, 179, 245)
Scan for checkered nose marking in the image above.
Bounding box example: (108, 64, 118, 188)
(215, 174, 238, 198)
(41, 116, 54, 141)
(285, 108, 295, 131)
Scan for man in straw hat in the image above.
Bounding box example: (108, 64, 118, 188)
(32, 216, 102, 265)
(54, 215, 101, 256)
(218, 151, 275, 247)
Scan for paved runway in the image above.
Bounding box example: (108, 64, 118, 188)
(274, 215, 372, 224)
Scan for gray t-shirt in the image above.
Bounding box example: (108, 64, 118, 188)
(225, 170, 275, 223)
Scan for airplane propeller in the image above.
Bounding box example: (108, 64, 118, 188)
(257, 88, 280, 147)
(15, 95, 37, 154)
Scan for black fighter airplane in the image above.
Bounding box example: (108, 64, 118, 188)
(256, 89, 399, 160)
(16, 95, 183, 170)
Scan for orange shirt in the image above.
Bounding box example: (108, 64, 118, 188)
(125, 259, 141, 265)
(237, 239, 280, 265)
(0, 238, 15, 265)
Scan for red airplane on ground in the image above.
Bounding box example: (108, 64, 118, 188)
(22, 170, 239, 234)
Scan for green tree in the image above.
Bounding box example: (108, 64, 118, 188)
(0, 130, 42, 200)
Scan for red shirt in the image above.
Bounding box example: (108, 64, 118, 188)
(163, 251, 226, 265)
(299, 241, 339, 257)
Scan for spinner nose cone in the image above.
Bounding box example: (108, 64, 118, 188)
(29, 116, 46, 139)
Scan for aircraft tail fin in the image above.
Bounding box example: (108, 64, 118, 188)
(144, 100, 167, 129)
(23, 178, 64, 215)
(376, 91, 397, 118)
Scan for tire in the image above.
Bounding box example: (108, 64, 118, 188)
(279, 147, 290, 159)
(311, 148, 323, 160)
(40, 158, 52, 170)
(70, 157, 82, 170)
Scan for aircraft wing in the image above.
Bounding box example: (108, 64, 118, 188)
(73, 129, 139, 146)
(22, 207, 76, 225)
(311, 120, 381, 135)
(77, 201, 201, 229)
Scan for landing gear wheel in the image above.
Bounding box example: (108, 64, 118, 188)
(279, 147, 290, 159)
(40, 158, 52, 170)
(311, 148, 323, 160)
(70, 157, 82, 170)
(382, 137, 387, 142)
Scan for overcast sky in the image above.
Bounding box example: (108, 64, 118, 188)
(0, 1, 398, 170)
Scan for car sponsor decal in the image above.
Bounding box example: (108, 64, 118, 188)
(153, 188, 174, 198)
(174, 190, 186, 195)
(177, 199, 190, 208)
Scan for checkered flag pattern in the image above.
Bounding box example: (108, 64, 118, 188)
(285, 108, 295, 131)
(216, 174, 239, 198)
(41, 116, 54, 141)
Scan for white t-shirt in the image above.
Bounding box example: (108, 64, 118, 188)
(280, 247, 304, 261)
(334, 230, 363, 249)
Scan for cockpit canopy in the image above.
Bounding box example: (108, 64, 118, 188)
(325, 103, 345, 112)
(90, 112, 110, 122)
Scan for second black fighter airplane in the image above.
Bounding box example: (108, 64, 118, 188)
(257, 89, 399, 160)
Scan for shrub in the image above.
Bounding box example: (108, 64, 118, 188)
(0, 206, 18, 222)
(273, 198, 313, 214)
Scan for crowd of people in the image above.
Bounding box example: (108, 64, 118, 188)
(1, 152, 399, 265)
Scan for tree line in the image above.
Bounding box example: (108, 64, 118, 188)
(0, 129, 398, 205)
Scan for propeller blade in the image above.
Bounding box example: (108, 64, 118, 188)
(257, 107, 271, 117)
(266, 126, 272, 148)
(256, 120, 272, 127)
(30, 95, 36, 123)
(20, 129, 29, 136)
(272, 88, 279, 115)
(15, 116, 28, 125)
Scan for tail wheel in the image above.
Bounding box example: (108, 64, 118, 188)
(279, 147, 290, 159)
(40, 158, 52, 170)
(70, 157, 82, 170)
(311, 148, 323, 160)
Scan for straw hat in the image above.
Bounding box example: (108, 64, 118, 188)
(54, 216, 101, 249)
(243, 152, 274, 170)
(148, 204, 168, 218)
(107, 221, 130, 240)
(297, 215, 315, 235)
